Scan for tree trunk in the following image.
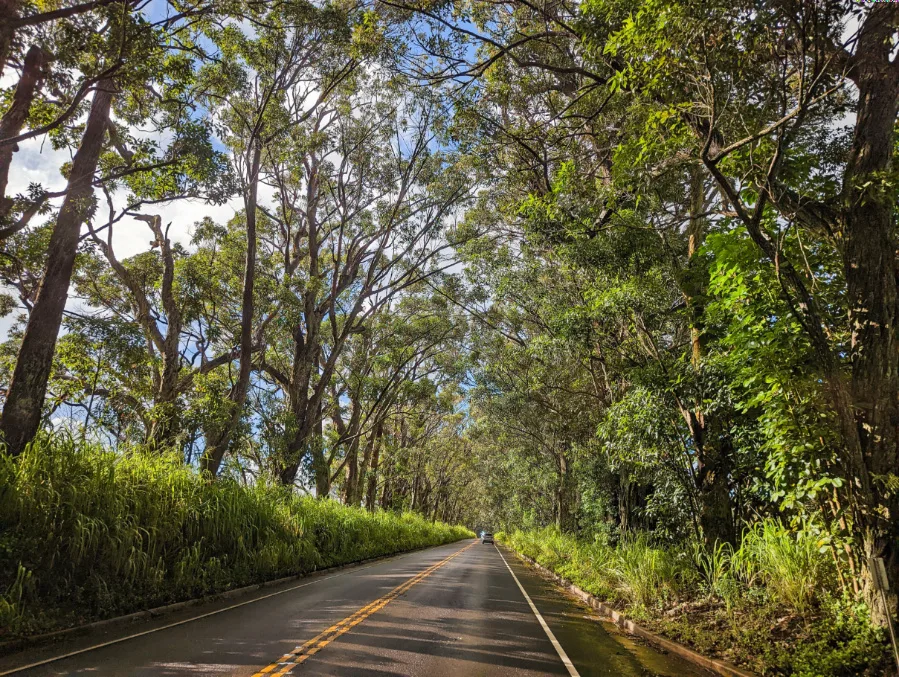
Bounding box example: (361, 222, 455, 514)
(341, 437, 360, 504)
(0, 0, 20, 82)
(684, 166, 708, 367)
(696, 456, 735, 546)
(618, 473, 653, 534)
(0, 80, 113, 456)
(310, 394, 328, 497)
(556, 450, 576, 533)
(354, 426, 376, 507)
(365, 424, 382, 511)
(147, 369, 180, 447)
(688, 412, 736, 546)
(0, 44, 47, 222)
(144, 216, 183, 448)
(431, 492, 440, 522)
(313, 450, 330, 498)
(380, 469, 394, 511)
(842, 9, 899, 623)
(200, 141, 261, 476)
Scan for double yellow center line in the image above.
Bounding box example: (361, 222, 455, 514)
(252, 541, 476, 676)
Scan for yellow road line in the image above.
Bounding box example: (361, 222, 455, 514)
(0, 553, 409, 677)
(252, 540, 476, 677)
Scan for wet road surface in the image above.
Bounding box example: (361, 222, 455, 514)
(0, 540, 707, 676)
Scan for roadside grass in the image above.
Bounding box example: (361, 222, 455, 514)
(0, 435, 473, 637)
(498, 527, 889, 676)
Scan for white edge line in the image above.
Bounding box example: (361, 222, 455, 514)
(495, 545, 581, 677)
(0, 543, 465, 677)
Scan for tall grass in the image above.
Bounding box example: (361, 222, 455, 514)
(502, 527, 693, 608)
(499, 526, 886, 675)
(733, 520, 830, 613)
(0, 435, 472, 636)
(502, 522, 831, 613)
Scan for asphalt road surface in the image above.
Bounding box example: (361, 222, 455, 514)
(0, 540, 707, 676)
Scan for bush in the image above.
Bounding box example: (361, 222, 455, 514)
(0, 435, 472, 636)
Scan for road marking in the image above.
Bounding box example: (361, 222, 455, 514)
(252, 540, 476, 676)
(495, 546, 581, 677)
(0, 545, 463, 677)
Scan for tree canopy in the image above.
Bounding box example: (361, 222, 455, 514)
(2, 1, 899, 669)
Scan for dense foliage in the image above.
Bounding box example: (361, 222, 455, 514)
(0, 434, 472, 635)
(1, 0, 899, 673)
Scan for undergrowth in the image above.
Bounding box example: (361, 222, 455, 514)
(0, 435, 472, 637)
(499, 527, 890, 676)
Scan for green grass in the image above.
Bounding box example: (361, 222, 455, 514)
(498, 527, 889, 676)
(0, 435, 473, 637)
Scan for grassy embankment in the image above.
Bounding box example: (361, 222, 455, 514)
(499, 527, 889, 677)
(0, 435, 473, 638)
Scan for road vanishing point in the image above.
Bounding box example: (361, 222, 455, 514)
(0, 541, 708, 676)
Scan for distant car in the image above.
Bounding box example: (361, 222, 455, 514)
(481, 532, 494, 544)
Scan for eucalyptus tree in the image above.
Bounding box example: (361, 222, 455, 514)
(375, 381, 467, 516)
(65, 206, 250, 447)
(328, 291, 466, 505)
(0, 3, 222, 456)
(195, 0, 363, 475)
(251, 84, 470, 491)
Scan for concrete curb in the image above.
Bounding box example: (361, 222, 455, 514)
(508, 548, 756, 677)
(0, 537, 471, 656)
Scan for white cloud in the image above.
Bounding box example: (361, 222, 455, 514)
(1, 134, 246, 342)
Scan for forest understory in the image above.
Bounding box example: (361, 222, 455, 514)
(501, 529, 891, 676)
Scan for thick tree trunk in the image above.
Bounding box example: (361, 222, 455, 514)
(310, 395, 328, 496)
(142, 215, 184, 448)
(556, 450, 576, 533)
(0, 44, 46, 222)
(696, 455, 735, 546)
(0, 80, 113, 455)
(618, 474, 653, 534)
(689, 412, 736, 546)
(313, 452, 330, 497)
(842, 11, 899, 623)
(278, 432, 306, 485)
(147, 367, 180, 447)
(0, 0, 20, 81)
(431, 492, 440, 522)
(380, 471, 394, 511)
(200, 142, 261, 476)
(341, 437, 360, 504)
(354, 427, 376, 507)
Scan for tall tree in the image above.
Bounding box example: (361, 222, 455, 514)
(1, 80, 113, 454)
(197, 0, 360, 475)
(0, 4, 220, 454)
(254, 91, 469, 490)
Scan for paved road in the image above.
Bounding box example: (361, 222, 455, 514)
(0, 541, 706, 676)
